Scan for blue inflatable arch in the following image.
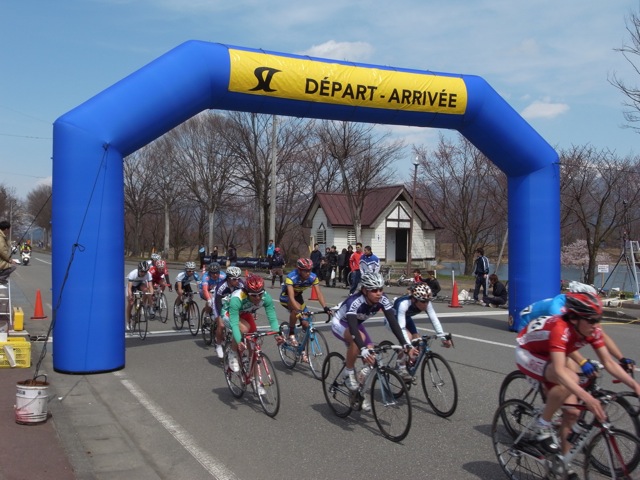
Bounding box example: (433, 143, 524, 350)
(53, 40, 559, 373)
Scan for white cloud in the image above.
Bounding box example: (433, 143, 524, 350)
(521, 100, 569, 120)
(297, 40, 374, 63)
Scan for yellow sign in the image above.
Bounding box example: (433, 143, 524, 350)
(228, 49, 467, 115)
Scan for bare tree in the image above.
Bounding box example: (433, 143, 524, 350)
(559, 145, 640, 283)
(414, 134, 506, 274)
(167, 112, 235, 254)
(25, 184, 52, 246)
(317, 120, 403, 241)
(124, 147, 161, 256)
(610, 9, 640, 132)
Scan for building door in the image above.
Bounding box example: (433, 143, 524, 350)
(395, 229, 408, 262)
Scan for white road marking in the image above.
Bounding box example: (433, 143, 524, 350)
(115, 372, 239, 480)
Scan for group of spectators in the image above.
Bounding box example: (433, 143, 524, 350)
(309, 242, 368, 290)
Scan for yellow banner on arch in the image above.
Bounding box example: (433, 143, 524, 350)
(228, 49, 467, 115)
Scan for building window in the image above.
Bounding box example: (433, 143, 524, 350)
(347, 230, 356, 245)
(316, 229, 326, 245)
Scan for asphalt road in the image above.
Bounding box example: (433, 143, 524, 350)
(10, 253, 640, 480)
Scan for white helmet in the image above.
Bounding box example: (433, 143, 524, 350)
(568, 281, 597, 294)
(360, 272, 385, 290)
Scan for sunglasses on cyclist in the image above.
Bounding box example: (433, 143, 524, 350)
(583, 317, 601, 325)
(248, 292, 264, 298)
(366, 288, 383, 293)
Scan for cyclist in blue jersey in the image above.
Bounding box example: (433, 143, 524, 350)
(331, 272, 416, 393)
(212, 266, 244, 358)
(390, 283, 452, 379)
(199, 262, 227, 317)
(280, 257, 332, 346)
(174, 261, 200, 325)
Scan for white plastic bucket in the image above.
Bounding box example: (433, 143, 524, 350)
(15, 376, 49, 425)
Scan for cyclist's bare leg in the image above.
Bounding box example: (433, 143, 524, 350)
(344, 329, 368, 370)
(230, 319, 250, 355)
(214, 316, 225, 344)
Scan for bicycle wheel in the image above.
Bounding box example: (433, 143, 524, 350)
(173, 299, 183, 330)
(307, 328, 330, 380)
(583, 427, 640, 479)
(277, 322, 298, 369)
(137, 304, 148, 340)
(492, 399, 547, 480)
(421, 352, 458, 417)
(499, 370, 545, 409)
(322, 352, 352, 418)
(253, 353, 280, 417)
(187, 301, 200, 336)
(201, 310, 214, 345)
(224, 349, 246, 398)
(370, 367, 412, 442)
(157, 293, 168, 323)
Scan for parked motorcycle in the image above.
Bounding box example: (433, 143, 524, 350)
(20, 251, 31, 266)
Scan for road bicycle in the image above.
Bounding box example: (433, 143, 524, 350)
(277, 310, 330, 380)
(499, 366, 640, 438)
(173, 289, 200, 335)
(492, 391, 640, 479)
(129, 290, 151, 340)
(150, 285, 168, 323)
(224, 330, 281, 417)
(322, 343, 412, 442)
(379, 333, 458, 417)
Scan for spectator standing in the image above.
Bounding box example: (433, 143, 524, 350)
(348, 243, 363, 294)
(198, 244, 207, 270)
(227, 244, 237, 267)
(412, 269, 423, 284)
(211, 245, 219, 263)
(337, 248, 348, 288)
(424, 270, 441, 297)
(344, 244, 354, 287)
(266, 239, 275, 265)
(472, 247, 490, 304)
(310, 243, 322, 277)
(325, 245, 339, 287)
(359, 245, 380, 274)
(0, 221, 19, 285)
(270, 247, 286, 287)
(483, 273, 508, 307)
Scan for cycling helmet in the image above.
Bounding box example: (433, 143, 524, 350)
(208, 263, 220, 274)
(360, 272, 385, 290)
(184, 261, 196, 271)
(151, 253, 161, 262)
(411, 283, 432, 301)
(138, 261, 150, 272)
(564, 292, 603, 320)
(568, 281, 597, 294)
(155, 260, 166, 270)
(297, 258, 313, 270)
(245, 274, 265, 294)
(226, 266, 242, 279)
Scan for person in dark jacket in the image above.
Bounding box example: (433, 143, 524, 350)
(325, 245, 339, 287)
(472, 247, 490, 304)
(227, 244, 237, 267)
(424, 270, 441, 297)
(337, 248, 347, 288)
(483, 273, 507, 307)
(310, 243, 322, 276)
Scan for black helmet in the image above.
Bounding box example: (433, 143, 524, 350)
(208, 263, 220, 274)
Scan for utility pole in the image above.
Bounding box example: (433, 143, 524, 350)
(268, 116, 278, 245)
(406, 157, 419, 276)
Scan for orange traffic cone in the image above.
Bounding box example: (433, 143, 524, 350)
(31, 289, 48, 319)
(309, 285, 319, 301)
(448, 281, 463, 308)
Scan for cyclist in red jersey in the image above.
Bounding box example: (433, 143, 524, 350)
(149, 259, 172, 293)
(516, 292, 640, 459)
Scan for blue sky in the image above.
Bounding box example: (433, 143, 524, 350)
(1, 0, 639, 198)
